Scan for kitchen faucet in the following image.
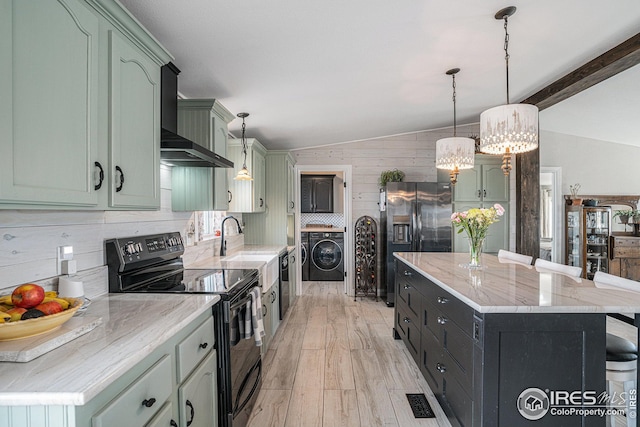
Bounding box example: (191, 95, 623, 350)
(220, 215, 243, 256)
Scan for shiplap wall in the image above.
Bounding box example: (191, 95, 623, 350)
(0, 166, 242, 292)
(292, 124, 480, 225)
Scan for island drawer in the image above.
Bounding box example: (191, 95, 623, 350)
(395, 303, 420, 363)
(92, 354, 172, 427)
(397, 271, 423, 320)
(176, 317, 215, 383)
(421, 278, 474, 337)
(420, 328, 443, 396)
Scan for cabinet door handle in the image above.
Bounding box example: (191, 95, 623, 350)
(228, 190, 232, 203)
(437, 316, 448, 325)
(199, 342, 208, 350)
(403, 270, 413, 277)
(263, 304, 267, 316)
(115, 166, 124, 192)
(260, 197, 264, 207)
(477, 190, 481, 198)
(436, 363, 447, 373)
(483, 189, 487, 198)
(437, 296, 448, 304)
(170, 421, 178, 427)
(94, 161, 104, 191)
(403, 317, 411, 323)
(290, 201, 295, 209)
(292, 255, 296, 263)
(186, 399, 195, 426)
(403, 284, 411, 290)
(141, 398, 156, 408)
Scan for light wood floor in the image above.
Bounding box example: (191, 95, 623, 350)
(247, 281, 452, 427)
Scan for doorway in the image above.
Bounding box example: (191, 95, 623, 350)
(540, 167, 563, 263)
(295, 165, 353, 296)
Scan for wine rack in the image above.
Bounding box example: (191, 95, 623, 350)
(355, 215, 378, 300)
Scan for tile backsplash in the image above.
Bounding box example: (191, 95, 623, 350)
(301, 213, 344, 228)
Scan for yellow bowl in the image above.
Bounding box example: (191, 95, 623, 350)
(0, 298, 83, 341)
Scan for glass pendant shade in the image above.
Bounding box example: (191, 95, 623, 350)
(435, 137, 475, 170)
(479, 103, 539, 155)
(234, 165, 253, 181)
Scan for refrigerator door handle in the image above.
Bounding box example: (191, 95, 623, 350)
(416, 202, 423, 251)
(410, 201, 417, 248)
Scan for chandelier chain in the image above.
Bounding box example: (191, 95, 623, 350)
(451, 73, 457, 137)
(503, 15, 511, 104)
(241, 116, 248, 167)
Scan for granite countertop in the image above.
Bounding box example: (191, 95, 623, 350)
(0, 293, 220, 406)
(396, 252, 640, 313)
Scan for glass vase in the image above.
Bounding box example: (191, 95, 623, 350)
(467, 237, 485, 269)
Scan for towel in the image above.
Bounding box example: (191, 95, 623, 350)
(534, 258, 582, 278)
(250, 286, 265, 347)
(241, 298, 253, 340)
(497, 249, 533, 266)
(594, 271, 640, 293)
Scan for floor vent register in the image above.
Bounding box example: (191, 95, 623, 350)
(406, 393, 435, 418)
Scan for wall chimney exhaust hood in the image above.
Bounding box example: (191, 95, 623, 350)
(160, 63, 233, 168)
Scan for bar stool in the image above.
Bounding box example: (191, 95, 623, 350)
(497, 249, 533, 266)
(534, 258, 583, 277)
(594, 271, 639, 427)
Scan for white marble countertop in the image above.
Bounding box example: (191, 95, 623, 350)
(396, 252, 640, 313)
(0, 293, 220, 406)
(302, 227, 343, 232)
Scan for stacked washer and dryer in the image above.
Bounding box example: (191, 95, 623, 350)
(300, 231, 344, 281)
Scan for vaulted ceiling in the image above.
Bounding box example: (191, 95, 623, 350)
(119, 0, 640, 150)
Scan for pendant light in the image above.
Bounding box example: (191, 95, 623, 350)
(435, 68, 475, 185)
(479, 6, 538, 175)
(234, 112, 253, 181)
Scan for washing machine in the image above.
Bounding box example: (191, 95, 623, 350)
(301, 232, 310, 281)
(309, 232, 344, 281)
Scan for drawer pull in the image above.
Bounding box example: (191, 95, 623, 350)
(437, 296, 449, 304)
(186, 399, 195, 426)
(437, 316, 448, 325)
(199, 342, 209, 350)
(403, 284, 411, 290)
(436, 363, 447, 373)
(404, 270, 413, 277)
(141, 398, 156, 408)
(403, 317, 411, 323)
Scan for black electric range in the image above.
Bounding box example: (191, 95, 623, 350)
(105, 232, 261, 427)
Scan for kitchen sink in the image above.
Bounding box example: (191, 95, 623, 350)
(222, 253, 279, 289)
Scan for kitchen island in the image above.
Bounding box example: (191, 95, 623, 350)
(0, 293, 220, 426)
(394, 252, 640, 427)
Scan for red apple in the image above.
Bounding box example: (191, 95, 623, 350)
(5, 307, 27, 322)
(11, 284, 45, 309)
(34, 301, 63, 315)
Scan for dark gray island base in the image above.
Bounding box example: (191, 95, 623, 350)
(393, 253, 627, 427)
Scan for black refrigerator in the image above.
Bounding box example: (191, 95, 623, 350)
(380, 182, 452, 306)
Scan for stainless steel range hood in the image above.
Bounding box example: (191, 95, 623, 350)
(160, 63, 233, 168)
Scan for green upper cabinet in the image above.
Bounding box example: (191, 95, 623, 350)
(227, 138, 267, 213)
(452, 154, 510, 254)
(453, 155, 509, 203)
(0, 0, 172, 210)
(108, 30, 161, 209)
(0, 0, 100, 207)
(172, 99, 235, 211)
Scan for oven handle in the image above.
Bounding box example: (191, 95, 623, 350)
(233, 359, 262, 417)
(230, 294, 252, 313)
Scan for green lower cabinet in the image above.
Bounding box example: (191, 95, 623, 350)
(178, 350, 217, 427)
(0, 310, 216, 427)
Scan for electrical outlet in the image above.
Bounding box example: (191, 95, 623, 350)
(57, 246, 74, 275)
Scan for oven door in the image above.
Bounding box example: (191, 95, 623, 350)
(229, 295, 262, 426)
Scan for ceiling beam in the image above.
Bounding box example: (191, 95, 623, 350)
(522, 32, 640, 111)
(516, 32, 640, 258)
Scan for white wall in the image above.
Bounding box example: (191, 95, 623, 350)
(0, 166, 242, 292)
(540, 130, 640, 196)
